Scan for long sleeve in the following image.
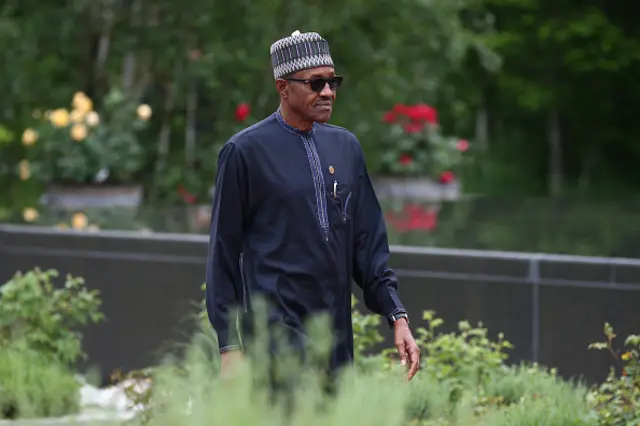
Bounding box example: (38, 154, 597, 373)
(351, 146, 406, 322)
(206, 142, 247, 352)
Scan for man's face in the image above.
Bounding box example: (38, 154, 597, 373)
(277, 67, 339, 123)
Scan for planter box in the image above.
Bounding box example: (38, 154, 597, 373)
(373, 177, 461, 201)
(42, 185, 143, 210)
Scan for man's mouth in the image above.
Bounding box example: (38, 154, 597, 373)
(316, 103, 332, 110)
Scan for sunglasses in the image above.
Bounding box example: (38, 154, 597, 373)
(283, 76, 343, 93)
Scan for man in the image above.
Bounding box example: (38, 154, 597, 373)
(206, 30, 420, 381)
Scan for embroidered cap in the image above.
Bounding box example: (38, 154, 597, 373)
(270, 30, 334, 80)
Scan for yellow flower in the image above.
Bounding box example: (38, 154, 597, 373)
(56, 222, 69, 230)
(621, 352, 632, 361)
(22, 207, 39, 222)
(50, 108, 70, 128)
(85, 111, 100, 127)
(71, 212, 88, 230)
(70, 109, 86, 123)
(136, 104, 152, 120)
(32, 109, 42, 119)
(72, 92, 93, 113)
(21, 129, 38, 146)
(18, 160, 30, 180)
(70, 123, 88, 141)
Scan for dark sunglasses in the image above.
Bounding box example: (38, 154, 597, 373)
(283, 76, 343, 92)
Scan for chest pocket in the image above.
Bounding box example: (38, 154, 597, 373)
(326, 179, 353, 229)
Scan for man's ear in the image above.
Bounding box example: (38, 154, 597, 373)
(275, 79, 289, 99)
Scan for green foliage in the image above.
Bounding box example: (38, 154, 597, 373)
(351, 295, 387, 372)
(0, 0, 497, 206)
(480, 0, 640, 196)
(415, 311, 513, 405)
(482, 363, 561, 407)
(476, 381, 596, 426)
(0, 268, 105, 366)
(0, 346, 80, 420)
(2, 276, 625, 424)
(0, 124, 12, 148)
(117, 298, 599, 426)
(1, 0, 640, 205)
(587, 323, 640, 425)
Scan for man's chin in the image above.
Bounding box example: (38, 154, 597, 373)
(312, 111, 332, 123)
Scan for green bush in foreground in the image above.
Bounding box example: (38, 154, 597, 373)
(0, 268, 104, 366)
(0, 268, 104, 420)
(588, 323, 640, 425)
(114, 299, 596, 426)
(0, 345, 80, 419)
(0, 269, 635, 425)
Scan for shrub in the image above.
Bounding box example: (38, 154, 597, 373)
(477, 384, 596, 426)
(19, 89, 151, 185)
(416, 311, 512, 390)
(351, 295, 388, 373)
(379, 103, 470, 183)
(0, 268, 104, 366)
(0, 345, 80, 420)
(127, 298, 410, 426)
(168, 291, 598, 426)
(588, 323, 640, 425)
(482, 363, 561, 407)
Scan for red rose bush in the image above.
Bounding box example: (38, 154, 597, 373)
(381, 103, 470, 185)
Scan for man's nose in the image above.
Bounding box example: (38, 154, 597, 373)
(319, 83, 334, 98)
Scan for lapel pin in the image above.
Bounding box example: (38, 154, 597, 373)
(328, 165, 335, 174)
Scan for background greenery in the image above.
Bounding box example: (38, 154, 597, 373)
(1, 0, 640, 257)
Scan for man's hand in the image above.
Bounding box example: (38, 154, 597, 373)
(394, 318, 420, 381)
(220, 349, 244, 379)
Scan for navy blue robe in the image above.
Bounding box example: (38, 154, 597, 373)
(206, 110, 406, 370)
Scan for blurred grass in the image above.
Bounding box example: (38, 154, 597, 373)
(0, 296, 602, 424)
(91, 301, 596, 425)
(0, 346, 80, 420)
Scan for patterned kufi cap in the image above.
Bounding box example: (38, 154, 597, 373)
(269, 30, 334, 80)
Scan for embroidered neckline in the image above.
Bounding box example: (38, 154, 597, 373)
(275, 108, 315, 136)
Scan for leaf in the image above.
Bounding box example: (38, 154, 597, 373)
(625, 334, 640, 347)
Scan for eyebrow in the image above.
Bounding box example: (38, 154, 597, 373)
(306, 71, 335, 79)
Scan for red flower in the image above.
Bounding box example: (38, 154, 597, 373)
(393, 104, 409, 114)
(405, 104, 438, 124)
(439, 171, 455, 184)
(386, 204, 438, 232)
(456, 139, 469, 152)
(383, 111, 397, 123)
(235, 103, 250, 122)
(385, 211, 409, 232)
(177, 185, 197, 204)
(404, 123, 424, 134)
(399, 153, 413, 166)
(404, 204, 437, 231)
